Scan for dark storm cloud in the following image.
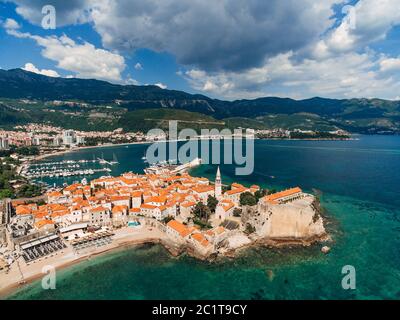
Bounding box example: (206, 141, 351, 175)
(5, 0, 340, 72)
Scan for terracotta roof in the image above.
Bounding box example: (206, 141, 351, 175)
(110, 195, 130, 202)
(192, 185, 214, 193)
(191, 233, 210, 247)
(35, 220, 54, 229)
(11, 200, 25, 207)
(181, 201, 196, 208)
(47, 191, 63, 197)
(131, 191, 142, 197)
(167, 220, 191, 237)
(221, 202, 234, 212)
(232, 183, 244, 188)
(112, 205, 128, 214)
(146, 195, 167, 204)
(140, 204, 157, 210)
(51, 210, 69, 217)
(90, 206, 108, 213)
(225, 187, 246, 195)
(16, 206, 32, 215)
(264, 187, 302, 204)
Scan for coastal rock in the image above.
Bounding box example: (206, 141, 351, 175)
(321, 246, 331, 254)
(253, 194, 326, 240)
(224, 234, 252, 250)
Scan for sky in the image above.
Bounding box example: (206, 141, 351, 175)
(1, 0, 400, 101)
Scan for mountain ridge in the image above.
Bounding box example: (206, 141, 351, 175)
(0, 68, 399, 134)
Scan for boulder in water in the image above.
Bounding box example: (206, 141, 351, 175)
(321, 246, 331, 254)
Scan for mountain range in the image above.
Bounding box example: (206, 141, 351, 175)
(0, 68, 399, 134)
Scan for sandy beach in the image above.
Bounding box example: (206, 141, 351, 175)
(0, 226, 167, 299)
(33, 140, 153, 161)
(31, 136, 254, 162)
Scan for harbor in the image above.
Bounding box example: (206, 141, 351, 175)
(20, 156, 118, 180)
(144, 158, 202, 175)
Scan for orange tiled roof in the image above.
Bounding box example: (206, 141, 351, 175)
(181, 201, 196, 208)
(146, 195, 167, 204)
(34, 211, 48, 219)
(192, 185, 214, 193)
(167, 220, 191, 237)
(221, 202, 234, 212)
(110, 195, 130, 202)
(11, 200, 25, 207)
(112, 205, 128, 214)
(140, 203, 157, 210)
(264, 187, 302, 204)
(51, 210, 69, 218)
(90, 206, 108, 213)
(191, 233, 210, 247)
(231, 183, 244, 188)
(16, 206, 32, 215)
(130, 191, 142, 197)
(47, 191, 63, 198)
(35, 220, 54, 229)
(225, 187, 246, 195)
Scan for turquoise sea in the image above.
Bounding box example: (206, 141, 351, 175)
(6, 135, 400, 300)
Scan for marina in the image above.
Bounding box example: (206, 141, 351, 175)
(22, 167, 112, 179)
(21, 157, 117, 180)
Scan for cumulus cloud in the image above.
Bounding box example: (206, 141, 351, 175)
(88, 0, 342, 72)
(316, 0, 400, 57)
(380, 57, 400, 72)
(3, 18, 20, 29)
(126, 77, 139, 85)
(184, 51, 400, 100)
(154, 83, 167, 89)
(134, 63, 143, 70)
(6, 28, 126, 82)
(22, 62, 60, 77)
(5, 0, 340, 70)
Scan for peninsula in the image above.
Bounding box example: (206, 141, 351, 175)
(0, 164, 328, 295)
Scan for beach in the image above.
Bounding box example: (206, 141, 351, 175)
(33, 140, 153, 161)
(0, 226, 167, 298)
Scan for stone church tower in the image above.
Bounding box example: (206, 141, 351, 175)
(215, 166, 222, 200)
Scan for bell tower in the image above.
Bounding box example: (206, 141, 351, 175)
(215, 166, 222, 199)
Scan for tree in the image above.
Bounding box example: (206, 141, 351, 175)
(233, 208, 242, 217)
(192, 202, 211, 223)
(255, 189, 267, 201)
(207, 195, 218, 213)
(245, 223, 256, 234)
(0, 189, 13, 199)
(162, 216, 174, 224)
(240, 192, 257, 206)
(268, 189, 277, 195)
(15, 184, 42, 198)
(15, 146, 40, 156)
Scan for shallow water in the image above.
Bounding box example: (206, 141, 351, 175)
(8, 135, 400, 300)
